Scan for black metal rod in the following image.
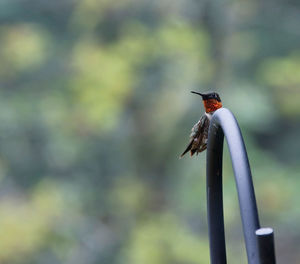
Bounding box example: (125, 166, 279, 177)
(206, 124, 227, 263)
(206, 108, 260, 264)
(256, 228, 276, 264)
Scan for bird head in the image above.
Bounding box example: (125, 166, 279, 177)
(191, 91, 222, 113)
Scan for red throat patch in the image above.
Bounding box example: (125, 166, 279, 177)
(203, 99, 223, 113)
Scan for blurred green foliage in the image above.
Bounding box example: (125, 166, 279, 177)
(0, 0, 299, 263)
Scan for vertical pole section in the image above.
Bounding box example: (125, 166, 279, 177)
(206, 108, 260, 264)
(207, 128, 227, 263)
(256, 228, 276, 264)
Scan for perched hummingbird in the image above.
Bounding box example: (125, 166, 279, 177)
(180, 91, 223, 158)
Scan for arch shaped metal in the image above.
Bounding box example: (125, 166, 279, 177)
(206, 108, 276, 264)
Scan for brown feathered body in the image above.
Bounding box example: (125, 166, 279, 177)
(180, 113, 210, 157)
(180, 97, 222, 158)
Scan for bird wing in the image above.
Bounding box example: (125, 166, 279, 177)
(180, 114, 209, 158)
(180, 139, 194, 158)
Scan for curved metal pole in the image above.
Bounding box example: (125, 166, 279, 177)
(206, 108, 260, 264)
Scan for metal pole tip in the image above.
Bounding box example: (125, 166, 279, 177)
(256, 228, 273, 236)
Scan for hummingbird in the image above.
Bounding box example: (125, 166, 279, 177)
(180, 91, 223, 158)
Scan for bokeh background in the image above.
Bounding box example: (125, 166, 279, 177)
(0, 0, 300, 263)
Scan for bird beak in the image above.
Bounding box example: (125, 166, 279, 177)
(191, 91, 204, 97)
